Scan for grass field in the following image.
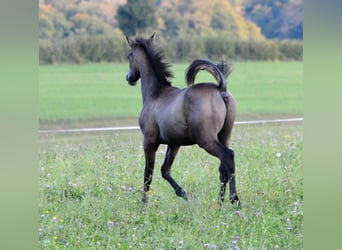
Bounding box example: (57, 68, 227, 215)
(39, 123, 303, 249)
(39, 62, 302, 128)
(39, 61, 303, 249)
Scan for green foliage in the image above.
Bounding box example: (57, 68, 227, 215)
(39, 32, 128, 64)
(39, 34, 302, 64)
(39, 0, 303, 43)
(163, 35, 206, 62)
(157, 0, 265, 40)
(116, 0, 157, 36)
(38, 0, 302, 64)
(39, 0, 124, 40)
(278, 40, 303, 61)
(39, 3, 73, 39)
(39, 40, 54, 64)
(204, 36, 236, 60)
(235, 40, 279, 61)
(39, 124, 303, 249)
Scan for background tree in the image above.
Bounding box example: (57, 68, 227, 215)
(244, 0, 303, 39)
(116, 0, 157, 36)
(280, 0, 303, 39)
(157, 0, 264, 40)
(39, 0, 303, 64)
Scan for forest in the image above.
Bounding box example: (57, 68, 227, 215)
(39, 0, 303, 64)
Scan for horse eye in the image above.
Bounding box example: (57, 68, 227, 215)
(127, 53, 132, 60)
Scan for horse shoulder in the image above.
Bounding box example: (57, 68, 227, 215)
(139, 102, 159, 137)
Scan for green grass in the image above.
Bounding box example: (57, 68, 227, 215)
(39, 62, 302, 126)
(39, 124, 303, 249)
(39, 61, 303, 248)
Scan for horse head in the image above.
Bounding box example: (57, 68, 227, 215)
(125, 34, 155, 86)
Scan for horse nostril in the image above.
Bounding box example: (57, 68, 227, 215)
(126, 73, 138, 86)
(126, 70, 140, 85)
(126, 74, 134, 84)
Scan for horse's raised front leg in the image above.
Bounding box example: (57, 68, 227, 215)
(142, 141, 159, 202)
(161, 145, 188, 200)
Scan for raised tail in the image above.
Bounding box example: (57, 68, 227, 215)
(185, 59, 233, 92)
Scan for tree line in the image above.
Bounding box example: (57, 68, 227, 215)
(39, 0, 302, 64)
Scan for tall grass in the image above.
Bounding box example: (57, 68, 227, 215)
(39, 124, 303, 249)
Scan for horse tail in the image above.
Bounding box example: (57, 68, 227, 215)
(186, 59, 233, 92)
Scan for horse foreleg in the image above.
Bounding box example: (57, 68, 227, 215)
(142, 142, 159, 202)
(161, 145, 188, 200)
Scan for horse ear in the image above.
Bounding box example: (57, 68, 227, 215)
(126, 35, 135, 47)
(147, 32, 156, 45)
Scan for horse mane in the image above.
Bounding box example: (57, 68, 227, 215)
(133, 36, 174, 86)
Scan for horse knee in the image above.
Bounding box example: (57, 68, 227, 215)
(227, 148, 234, 158)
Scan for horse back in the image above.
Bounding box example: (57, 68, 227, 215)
(140, 84, 235, 146)
(160, 84, 232, 145)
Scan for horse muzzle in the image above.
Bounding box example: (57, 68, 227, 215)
(126, 71, 140, 86)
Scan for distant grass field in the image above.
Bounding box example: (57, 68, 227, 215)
(39, 124, 303, 249)
(39, 62, 302, 127)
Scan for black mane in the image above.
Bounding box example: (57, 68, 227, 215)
(134, 36, 174, 86)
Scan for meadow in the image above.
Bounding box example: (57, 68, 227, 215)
(39, 61, 303, 249)
(39, 62, 302, 127)
(39, 124, 303, 249)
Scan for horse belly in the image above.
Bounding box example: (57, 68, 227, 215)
(157, 114, 194, 145)
(159, 128, 194, 145)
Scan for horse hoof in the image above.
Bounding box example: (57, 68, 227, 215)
(230, 196, 241, 208)
(233, 200, 241, 209)
(182, 191, 188, 201)
(141, 193, 148, 203)
(176, 188, 188, 200)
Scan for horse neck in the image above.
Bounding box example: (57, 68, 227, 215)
(136, 51, 164, 103)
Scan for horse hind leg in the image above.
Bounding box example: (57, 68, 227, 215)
(199, 141, 240, 207)
(161, 145, 188, 200)
(222, 147, 240, 207)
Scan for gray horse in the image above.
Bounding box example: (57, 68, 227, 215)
(125, 34, 240, 207)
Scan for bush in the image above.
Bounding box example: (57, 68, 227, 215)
(204, 37, 235, 62)
(59, 39, 84, 64)
(278, 40, 303, 61)
(159, 35, 205, 62)
(39, 40, 54, 64)
(234, 41, 278, 61)
(39, 36, 302, 64)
